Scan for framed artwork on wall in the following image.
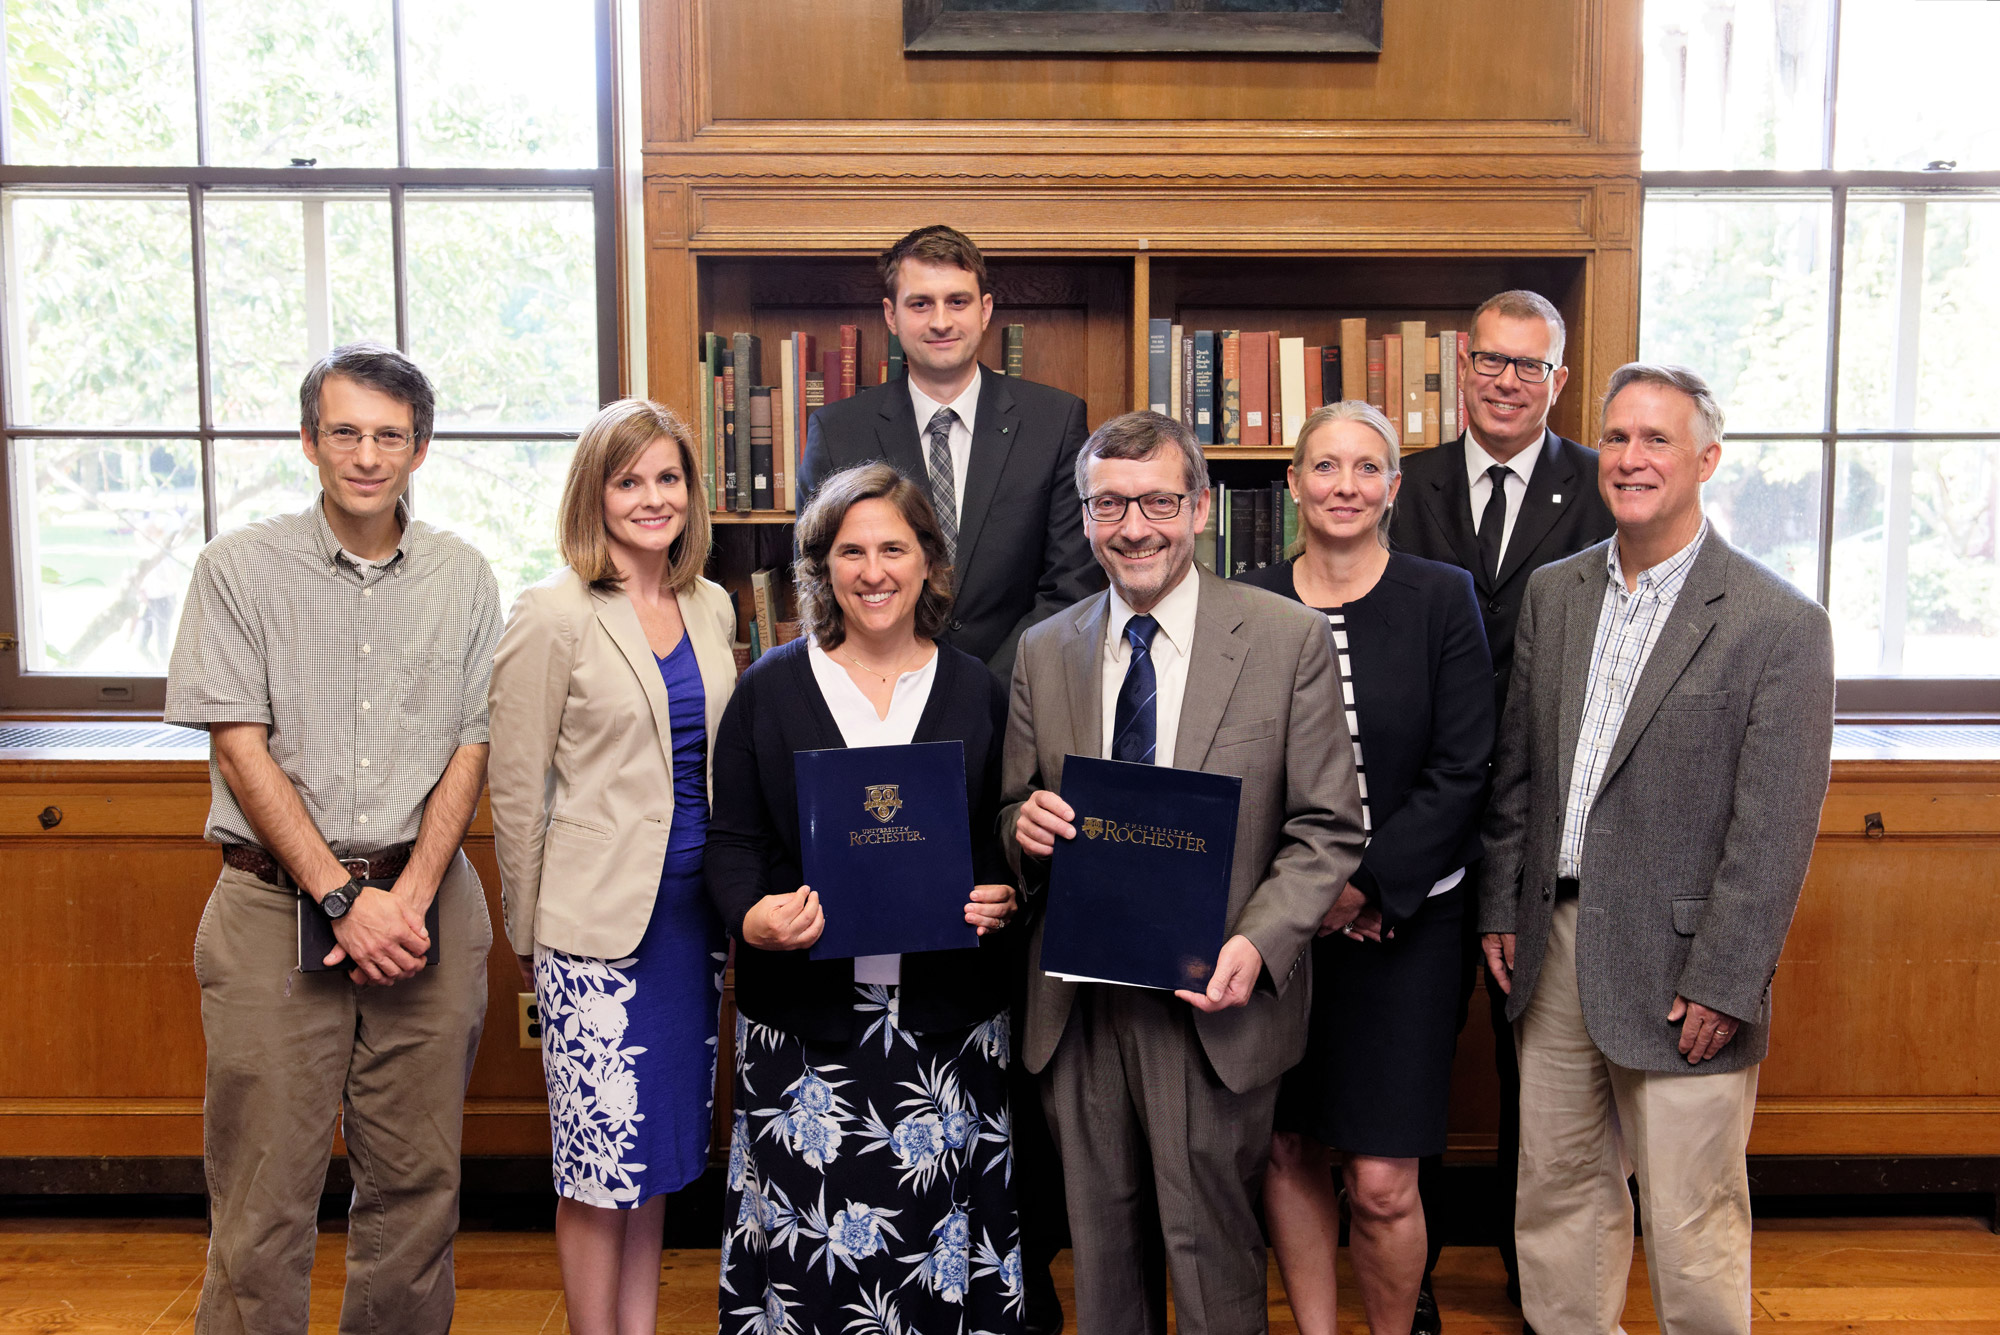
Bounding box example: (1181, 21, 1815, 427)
(903, 0, 1384, 55)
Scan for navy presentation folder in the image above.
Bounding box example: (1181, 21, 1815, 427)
(1042, 755, 1241, 991)
(796, 740, 979, 960)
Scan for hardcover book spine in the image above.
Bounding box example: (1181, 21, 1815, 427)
(839, 325, 859, 400)
(1365, 338, 1385, 416)
(1169, 323, 1185, 420)
(1382, 335, 1402, 438)
(1341, 318, 1368, 403)
(750, 569, 776, 660)
(1180, 336, 1195, 433)
(1251, 487, 1273, 570)
(1399, 320, 1427, 447)
(1457, 331, 1470, 436)
(1003, 324, 1025, 378)
(1423, 333, 1441, 447)
(750, 386, 774, 511)
(1218, 331, 1241, 449)
(1229, 487, 1254, 576)
(821, 348, 844, 405)
(732, 332, 760, 512)
(1281, 487, 1299, 559)
(1278, 337, 1307, 451)
(696, 334, 713, 508)
(777, 339, 795, 511)
(1195, 483, 1219, 574)
(793, 333, 816, 508)
(1439, 332, 1458, 441)
(1214, 483, 1229, 575)
(1321, 346, 1342, 407)
(720, 351, 738, 508)
(1265, 330, 1281, 444)
(1240, 331, 1270, 448)
(1192, 331, 1216, 446)
(1303, 345, 1323, 421)
(887, 335, 905, 382)
(1148, 318, 1171, 414)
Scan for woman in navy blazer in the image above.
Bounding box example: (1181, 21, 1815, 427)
(1237, 401, 1495, 1335)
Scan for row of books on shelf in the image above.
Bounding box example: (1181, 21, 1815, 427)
(1148, 319, 1469, 453)
(697, 324, 1028, 516)
(727, 569, 803, 668)
(1194, 482, 1299, 579)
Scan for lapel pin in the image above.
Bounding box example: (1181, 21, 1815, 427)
(1001, 426, 1010, 434)
(1552, 493, 1562, 503)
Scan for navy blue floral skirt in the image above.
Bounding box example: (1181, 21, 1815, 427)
(718, 984, 1024, 1335)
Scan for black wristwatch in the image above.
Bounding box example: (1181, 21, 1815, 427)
(319, 876, 363, 920)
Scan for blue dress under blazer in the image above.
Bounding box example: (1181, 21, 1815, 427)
(1236, 552, 1495, 1156)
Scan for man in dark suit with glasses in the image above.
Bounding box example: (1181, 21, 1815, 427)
(1388, 289, 1614, 1335)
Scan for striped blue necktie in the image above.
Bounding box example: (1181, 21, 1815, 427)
(1112, 614, 1160, 765)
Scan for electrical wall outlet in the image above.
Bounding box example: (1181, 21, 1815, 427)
(517, 992, 542, 1049)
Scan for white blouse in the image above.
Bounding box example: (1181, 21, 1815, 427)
(806, 639, 941, 986)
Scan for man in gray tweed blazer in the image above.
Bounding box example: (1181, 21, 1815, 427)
(1480, 364, 1834, 1335)
(1005, 411, 1366, 1335)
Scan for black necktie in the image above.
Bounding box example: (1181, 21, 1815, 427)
(1477, 463, 1511, 581)
(1112, 615, 1160, 765)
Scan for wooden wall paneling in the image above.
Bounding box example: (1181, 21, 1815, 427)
(682, 0, 1591, 131)
(681, 187, 1602, 255)
(647, 184, 698, 415)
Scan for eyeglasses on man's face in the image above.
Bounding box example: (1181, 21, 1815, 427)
(317, 426, 417, 453)
(1083, 491, 1193, 523)
(1468, 351, 1557, 384)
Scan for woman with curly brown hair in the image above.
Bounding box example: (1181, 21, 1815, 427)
(705, 460, 1025, 1335)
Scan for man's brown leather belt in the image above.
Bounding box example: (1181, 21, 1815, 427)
(223, 842, 413, 888)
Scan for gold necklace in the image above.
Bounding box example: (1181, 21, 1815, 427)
(841, 641, 921, 685)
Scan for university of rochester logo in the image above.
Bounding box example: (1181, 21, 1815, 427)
(863, 784, 904, 824)
(1073, 814, 1207, 853)
(1082, 817, 1105, 840)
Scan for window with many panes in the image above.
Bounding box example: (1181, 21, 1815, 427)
(0, 0, 615, 710)
(1640, 0, 1999, 713)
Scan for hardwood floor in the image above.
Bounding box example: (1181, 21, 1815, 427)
(4, 1217, 1997, 1334)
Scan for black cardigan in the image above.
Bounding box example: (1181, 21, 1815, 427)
(1235, 553, 1495, 927)
(704, 636, 1014, 1042)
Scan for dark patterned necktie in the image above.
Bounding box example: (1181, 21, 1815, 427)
(1477, 463, 1511, 581)
(1112, 614, 1161, 765)
(926, 405, 958, 563)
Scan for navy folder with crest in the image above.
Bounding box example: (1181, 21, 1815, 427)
(1042, 755, 1241, 991)
(796, 740, 980, 961)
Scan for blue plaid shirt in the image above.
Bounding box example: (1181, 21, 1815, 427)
(1557, 522, 1710, 879)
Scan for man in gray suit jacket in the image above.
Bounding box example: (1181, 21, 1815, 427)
(1480, 364, 1835, 1335)
(1004, 411, 1367, 1335)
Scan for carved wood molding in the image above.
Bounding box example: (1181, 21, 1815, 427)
(675, 185, 1606, 252)
(643, 150, 1640, 186)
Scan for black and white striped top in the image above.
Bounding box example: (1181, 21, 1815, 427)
(1320, 607, 1370, 839)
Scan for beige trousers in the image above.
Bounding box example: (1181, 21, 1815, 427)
(193, 854, 491, 1335)
(1514, 898, 1759, 1335)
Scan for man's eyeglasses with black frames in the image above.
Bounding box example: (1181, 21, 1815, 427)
(1468, 351, 1557, 384)
(1083, 491, 1194, 523)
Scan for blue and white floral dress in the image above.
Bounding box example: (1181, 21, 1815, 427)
(534, 633, 726, 1206)
(717, 643, 1024, 1335)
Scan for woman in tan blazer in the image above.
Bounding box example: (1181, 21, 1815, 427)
(487, 398, 736, 1335)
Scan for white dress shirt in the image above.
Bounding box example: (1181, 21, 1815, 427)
(1465, 428, 1543, 569)
(1098, 564, 1201, 768)
(909, 368, 981, 528)
(807, 639, 940, 985)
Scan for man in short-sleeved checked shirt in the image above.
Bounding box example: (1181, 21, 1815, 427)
(167, 344, 501, 1335)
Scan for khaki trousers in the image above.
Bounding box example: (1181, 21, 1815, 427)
(1513, 898, 1759, 1335)
(1041, 984, 1279, 1335)
(193, 853, 491, 1335)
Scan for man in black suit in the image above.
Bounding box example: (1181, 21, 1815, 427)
(1389, 289, 1614, 1335)
(799, 224, 1103, 682)
(799, 224, 1096, 1335)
